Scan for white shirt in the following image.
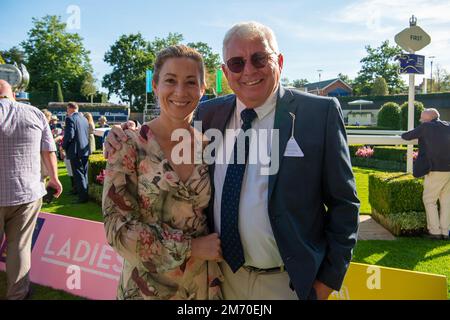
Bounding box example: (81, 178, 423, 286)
(213, 88, 283, 269)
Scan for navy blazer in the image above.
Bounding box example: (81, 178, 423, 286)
(402, 119, 450, 177)
(62, 112, 90, 160)
(195, 87, 360, 299)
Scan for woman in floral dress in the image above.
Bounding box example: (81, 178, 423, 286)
(102, 45, 223, 300)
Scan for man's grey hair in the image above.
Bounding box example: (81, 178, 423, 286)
(424, 108, 440, 120)
(222, 21, 279, 60)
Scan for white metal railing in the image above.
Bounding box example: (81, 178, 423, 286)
(347, 130, 406, 135)
(348, 135, 418, 145)
(347, 131, 418, 173)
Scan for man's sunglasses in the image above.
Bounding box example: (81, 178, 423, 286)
(226, 51, 276, 73)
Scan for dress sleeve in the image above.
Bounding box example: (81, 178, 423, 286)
(102, 131, 192, 273)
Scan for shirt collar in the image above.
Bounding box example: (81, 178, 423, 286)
(236, 85, 279, 121)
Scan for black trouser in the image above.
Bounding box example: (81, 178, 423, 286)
(70, 156, 89, 201)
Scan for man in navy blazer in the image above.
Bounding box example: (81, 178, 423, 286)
(62, 102, 90, 203)
(402, 109, 450, 240)
(104, 22, 359, 300)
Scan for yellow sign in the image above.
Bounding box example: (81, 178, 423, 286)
(329, 262, 447, 300)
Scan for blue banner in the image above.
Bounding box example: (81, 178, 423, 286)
(396, 53, 425, 74)
(146, 70, 153, 93)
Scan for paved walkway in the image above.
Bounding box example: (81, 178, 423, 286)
(358, 215, 396, 240)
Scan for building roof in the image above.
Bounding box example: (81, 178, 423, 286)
(305, 78, 352, 92)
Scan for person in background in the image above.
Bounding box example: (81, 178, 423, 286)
(0, 80, 62, 299)
(98, 115, 110, 128)
(402, 108, 450, 240)
(62, 102, 90, 204)
(49, 115, 63, 131)
(84, 112, 96, 154)
(41, 109, 52, 124)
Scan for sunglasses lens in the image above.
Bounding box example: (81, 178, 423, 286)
(227, 57, 245, 73)
(251, 52, 269, 68)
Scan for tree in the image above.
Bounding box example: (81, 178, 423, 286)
(0, 54, 4, 64)
(187, 42, 221, 73)
(377, 102, 401, 129)
(102, 33, 155, 111)
(21, 15, 93, 93)
(338, 73, 353, 86)
(81, 72, 97, 103)
(292, 79, 309, 88)
(53, 80, 64, 102)
(0, 46, 26, 65)
(353, 40, 405, 95)
(149, 32, 184, 54)
(371, 77, 389, 96)
(188, 42, 222, 95)
(400, 101, 424, 130)
(432, 64, 450, 92)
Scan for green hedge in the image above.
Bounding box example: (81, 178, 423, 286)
(88, 153, 107, 186)
(400, 101, 424, 130)
(88, 183, 103, 206)
(377, 102, 401, 129)
(350, 157, 405, 171)
(372, 146, 407, 162)
(369, 172, 426, 235)
(350, 145, 418, 164)
(369, 172, 425, 214)
(372, 209, 427, 236)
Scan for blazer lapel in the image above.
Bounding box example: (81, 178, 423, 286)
(210, 96, 236, 135)
(268, 87, 296, 201)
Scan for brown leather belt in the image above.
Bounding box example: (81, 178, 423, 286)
(243, 265, 285, 273)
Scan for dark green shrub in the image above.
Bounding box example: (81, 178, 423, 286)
(88, 153, 106, 186)
(88, 182, 103, 205)
(350, 157, 405, 171)
(377, 102, 401, 129)
(400, 101, 425, 130)
(369, 172, 425, 214)
(371, 209, 426, 236)
(369, 172, 426, 236)
(372, 146, 407, 162)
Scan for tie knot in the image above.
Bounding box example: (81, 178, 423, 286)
(240, 108, 257, 127)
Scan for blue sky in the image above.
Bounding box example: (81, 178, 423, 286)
(2, 0, 450, 99)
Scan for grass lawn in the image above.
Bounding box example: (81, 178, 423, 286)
(1, 164, 448, 299)
(353, 238, 450, 298)
(41, 162, 102, 222)
(353, 167, 376, 215)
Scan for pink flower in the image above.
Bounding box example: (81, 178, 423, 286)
(355, 146, 374, 158)
(413, 151, 418, 161)
(96, 169, 106, 185)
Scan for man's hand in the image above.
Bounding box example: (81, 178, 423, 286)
(312, 280, 334, 300)
(103, 122, 134, 159)
(191, 233, 223, 262)
(47, 177, 63, 198)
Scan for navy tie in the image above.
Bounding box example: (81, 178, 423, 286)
(221, 108, 258, 273)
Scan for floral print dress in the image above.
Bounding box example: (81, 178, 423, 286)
(102, 124, 223, 300)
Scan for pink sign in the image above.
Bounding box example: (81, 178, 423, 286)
(0, 212, 123, 300)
